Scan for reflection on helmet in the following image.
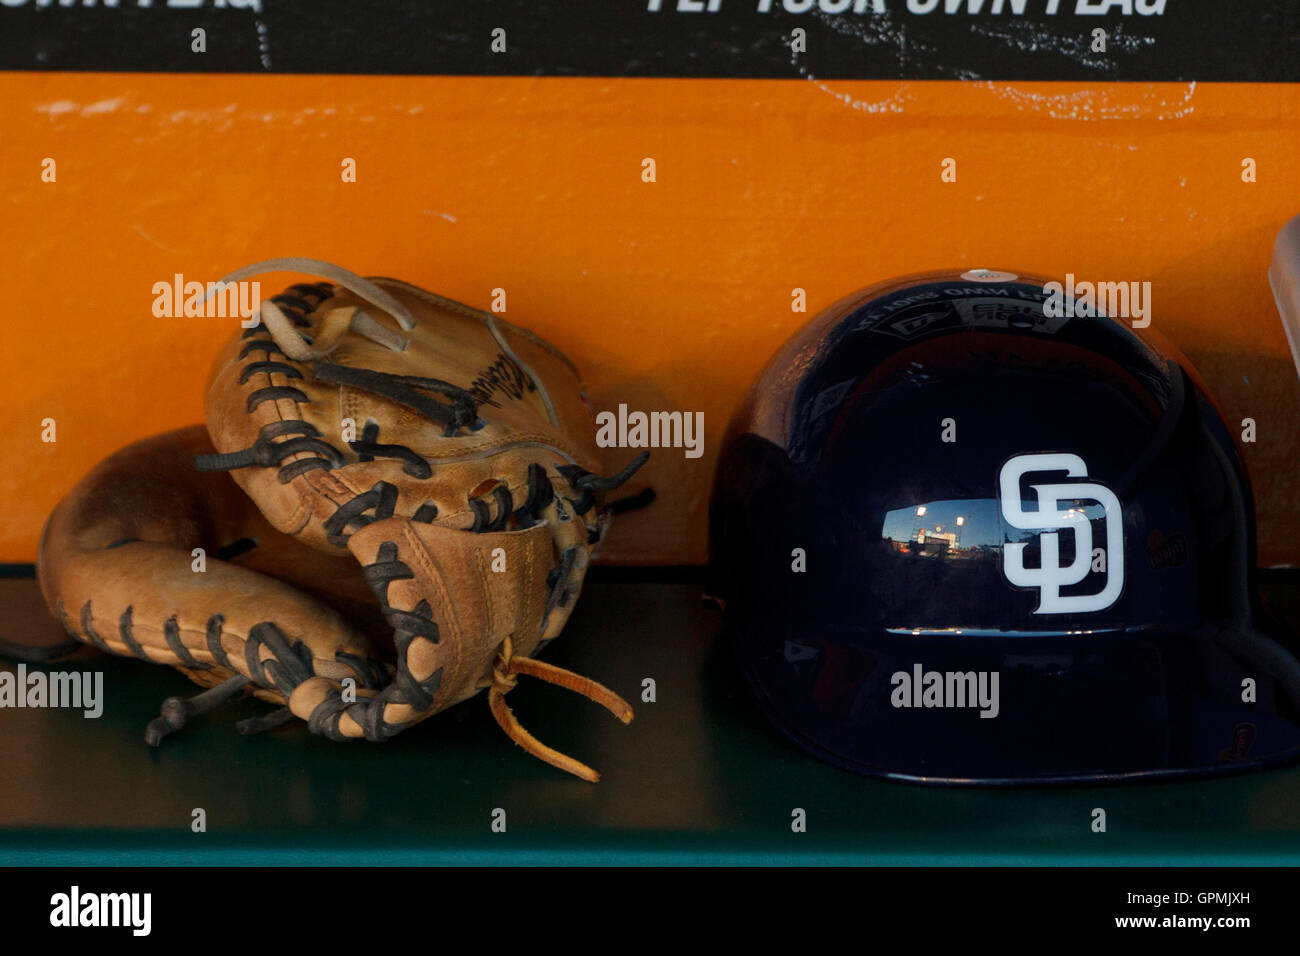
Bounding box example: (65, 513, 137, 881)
(711, 271, 1300, 784)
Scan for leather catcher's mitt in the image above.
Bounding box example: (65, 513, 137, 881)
(38, 258, 647, 781)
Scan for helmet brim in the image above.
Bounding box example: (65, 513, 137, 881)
(730, 616, 1300, 785)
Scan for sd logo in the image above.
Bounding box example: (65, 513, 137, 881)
(999, 453, 1124, 614)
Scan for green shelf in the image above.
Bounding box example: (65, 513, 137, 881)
(1, 572, 1299, 865)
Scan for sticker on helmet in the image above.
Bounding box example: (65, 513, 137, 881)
(999, 453, 1124, 614)
(961, 269, 1019, 283)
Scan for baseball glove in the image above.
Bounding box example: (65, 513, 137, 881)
(37, 258, 648, 781)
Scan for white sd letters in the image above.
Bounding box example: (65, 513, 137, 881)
(999, 453, 1123, 614)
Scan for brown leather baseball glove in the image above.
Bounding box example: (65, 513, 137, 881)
(37, 258, 647, 781)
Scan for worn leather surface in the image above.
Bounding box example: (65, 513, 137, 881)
(37, 426, 383, 704)
(204, 278, 604, 549)
(37, 274, 618, 741)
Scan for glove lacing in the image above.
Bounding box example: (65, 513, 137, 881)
(183, 258, 650, 780)
(206, 256, 417, 360)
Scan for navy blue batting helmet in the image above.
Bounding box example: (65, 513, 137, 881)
(710, 270, 1300, 784)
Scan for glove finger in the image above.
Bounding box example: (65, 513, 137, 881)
(37, 427, 385, 702)
(43, 540, 383, 699)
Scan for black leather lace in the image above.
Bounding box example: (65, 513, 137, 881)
(87, 276, 651, 755)
(195, 281, 649, 547)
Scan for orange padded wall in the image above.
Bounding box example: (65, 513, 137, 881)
(4, 75, 1298, 565)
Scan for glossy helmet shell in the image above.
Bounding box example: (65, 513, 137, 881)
(710, 270, 1300, 784)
